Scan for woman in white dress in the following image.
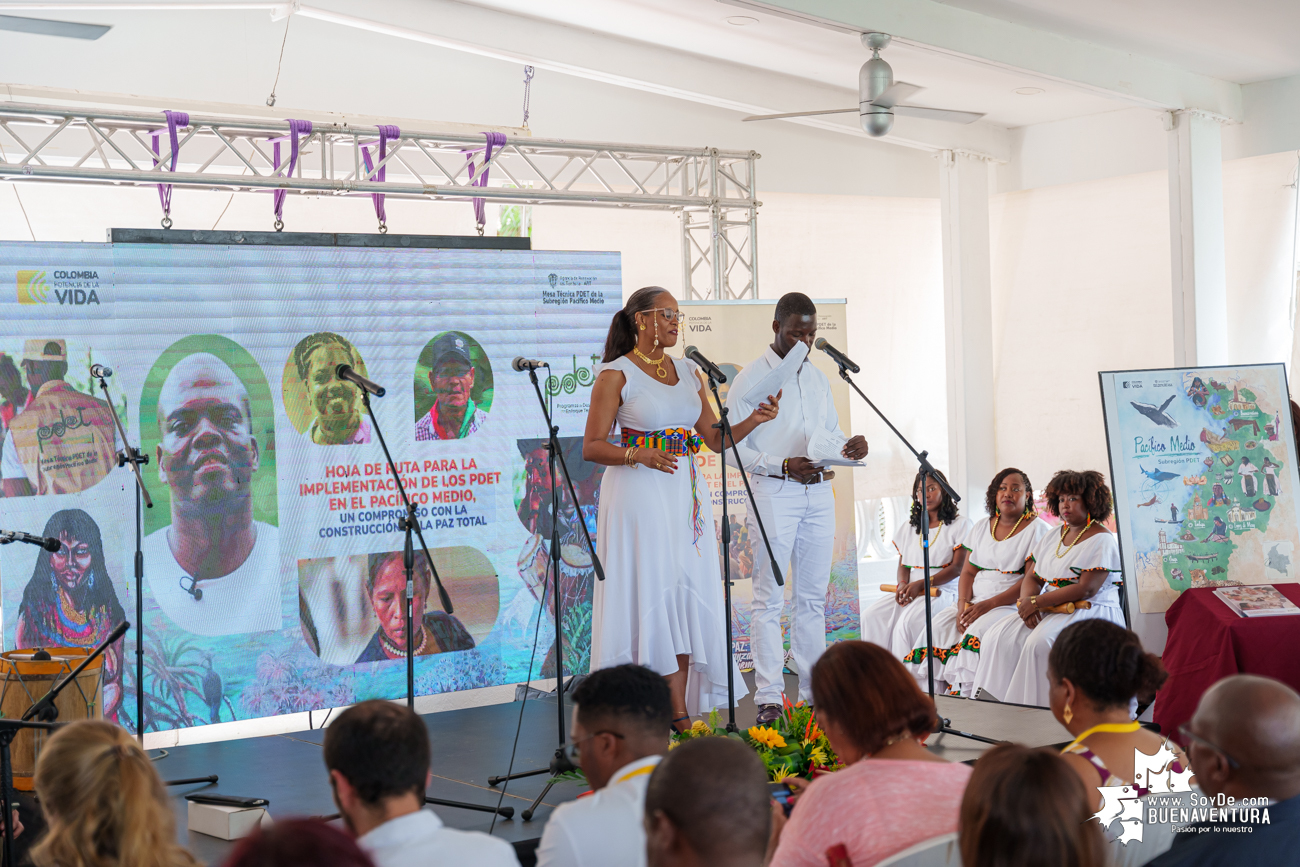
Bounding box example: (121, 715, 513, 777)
(902, 467, 1051, 693)
(973, 470, 1126, 706)
(861, 469, 969, 659)
(583, 286, 780, 731)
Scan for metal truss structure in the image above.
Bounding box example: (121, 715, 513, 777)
(0, 101, 759, 299)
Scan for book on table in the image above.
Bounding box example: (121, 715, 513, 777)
(1213, 585, 1300, 618)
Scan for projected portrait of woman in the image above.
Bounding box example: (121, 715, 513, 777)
(355, 550, 484, 663)
(414, 332, 494, 441)
(139, 335, 280, 637)
(283, 332, 372, 445)
(15, 508, 126, 720)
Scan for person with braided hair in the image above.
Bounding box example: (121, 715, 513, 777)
(583, 287, 780, 730)
(902, 467, 1051, 693)
(292, 332, 371, 445)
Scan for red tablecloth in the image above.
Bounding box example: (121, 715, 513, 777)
(1154, 584, 1300, 741)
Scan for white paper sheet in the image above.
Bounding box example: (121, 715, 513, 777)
(741, 340, 808, 406)
(807, 427, 864, 468)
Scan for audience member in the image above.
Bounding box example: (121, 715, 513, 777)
(768, 641, 972, 867)
(1048, 619, 1188, 807)
(538, 664, 672, 867)
(223, 819, 375, 867)
(644, 738, 770, 867)
(323, 700, 519, 867)
(32, 719, 199, 867)
(1148, 675, 1300, 866)
(959, 743, 1105, 867)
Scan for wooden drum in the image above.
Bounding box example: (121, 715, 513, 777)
(0, 648, 103, 791)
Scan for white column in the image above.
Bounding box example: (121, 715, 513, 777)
(939, 150, 997, 508)
(1167, 110, 1229, 366)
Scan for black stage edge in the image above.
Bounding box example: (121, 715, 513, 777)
(156, 673, 1071, 866)
(108, 229, 531, 249)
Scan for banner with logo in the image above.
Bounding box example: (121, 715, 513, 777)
(678, 300, 860, 669)
(0, 241, 616, 734)
(1101, 364, 1300, 628)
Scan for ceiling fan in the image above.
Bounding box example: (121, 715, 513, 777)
(743, 32, 984, 136)
(0, 13, 111, 40)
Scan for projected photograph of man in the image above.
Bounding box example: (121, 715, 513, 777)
(14, 508, 127, 721)
(1, 339, 122, 497)
(139, 336, 280, 636)
(414, 331, 494, 441)
(282, 332, 372, 445)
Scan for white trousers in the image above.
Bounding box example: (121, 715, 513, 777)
(745, 473, 836, 705)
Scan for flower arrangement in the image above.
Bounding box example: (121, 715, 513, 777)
(670, 698, 840, 781)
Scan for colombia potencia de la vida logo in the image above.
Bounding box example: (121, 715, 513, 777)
(16, 269, 102, 306)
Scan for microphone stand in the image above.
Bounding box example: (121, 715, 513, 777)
(94, 371, 153, 750)
(489, 364, 605, 821)
(829, 361, 1002, 747)
(360, 392, 512, 819)
(703, 373, 783, 734)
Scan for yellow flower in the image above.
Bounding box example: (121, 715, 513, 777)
(809, 745, 829, 767)
(690, 719, 710, 734)
(748, 726, 787, 749)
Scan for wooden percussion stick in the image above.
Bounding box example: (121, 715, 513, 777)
(879, 583, 941, 597)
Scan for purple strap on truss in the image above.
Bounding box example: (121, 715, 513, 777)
(150, 110, 189, 217)
(360, 124, 400, 226)
(271, 119, 313, 221)
(468, 132, 507, 230)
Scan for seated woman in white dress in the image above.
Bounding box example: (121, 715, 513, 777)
(861, 469, 969, 659)
(902, 467, 1050, 693)
(584, 286, 780, 731)
(973, 470, 1126, 706)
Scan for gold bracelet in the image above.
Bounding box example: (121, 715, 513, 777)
(625, 446, 639, 467)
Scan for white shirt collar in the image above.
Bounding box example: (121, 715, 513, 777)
(607, 754, 662, 787)
(358, 807, 443, 849)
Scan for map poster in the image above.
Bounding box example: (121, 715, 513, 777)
(1100, 364, 1300, 624)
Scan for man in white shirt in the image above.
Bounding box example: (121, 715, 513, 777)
(144, 351, 280, 635)
(324, 700, 520, 867)
(536, 664, 672, 867)
(726, 293, 868, 723)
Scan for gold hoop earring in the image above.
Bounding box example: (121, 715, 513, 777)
(1063, 703, 1073, 725)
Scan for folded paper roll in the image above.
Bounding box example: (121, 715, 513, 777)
(880, 584, 941, 597)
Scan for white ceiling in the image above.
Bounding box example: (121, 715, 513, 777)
(940, 0, 1300, 84)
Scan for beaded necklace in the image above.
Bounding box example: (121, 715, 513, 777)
(990, 510, 1028, 542)
(1055, 518, 1095, 559)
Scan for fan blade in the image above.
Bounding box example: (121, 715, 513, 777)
(892, 104, 985, 124)
(0, 14, 111, 40)
(742, 108, 858, 122)
(870, 82, 923, 109)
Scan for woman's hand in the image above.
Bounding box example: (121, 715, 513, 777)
(894, 580, 911, 605)
(899, 581, 928, 606)
(634, 447, 678, 474)
(957, 599, 996, 631)
(1016, 595, 1038, 623)
(747, 390, 782, 426)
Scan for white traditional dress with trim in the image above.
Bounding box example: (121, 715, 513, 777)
(902, 515, 1052, 691)
(972, 529, 1125, 706)
(861, 516, 971, 659)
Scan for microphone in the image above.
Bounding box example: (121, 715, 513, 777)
(512, 357, 547, 372)
(684, 346, 727, 383)
(336, 364, 386, 398)
(0, 530, 61, 552)
(90, 363, 112, 378)
(814, 338, 860, 374)
(180, 576, 203, 601)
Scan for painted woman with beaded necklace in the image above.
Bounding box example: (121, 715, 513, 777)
(972, 470, 1127, 706)
(583, 286, 780, 731)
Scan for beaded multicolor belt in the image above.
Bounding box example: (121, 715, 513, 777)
(620, 426, 706, 548)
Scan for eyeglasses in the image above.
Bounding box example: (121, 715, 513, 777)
(647, 308, 686, 324)
(563, 730, 625, 763)
(1178, 723, 1240, 769)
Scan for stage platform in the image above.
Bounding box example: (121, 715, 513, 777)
(159, 673, 1071, 866)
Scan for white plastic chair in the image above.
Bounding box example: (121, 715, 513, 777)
(872, 832, 960, 867)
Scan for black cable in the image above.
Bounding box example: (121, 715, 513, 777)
(489, 536, 551, 835)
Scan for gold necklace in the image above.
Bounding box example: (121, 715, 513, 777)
(991, 510, 1028, 542)
(1055, 518, 1094, 558)
(633, 346, 669, 379)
